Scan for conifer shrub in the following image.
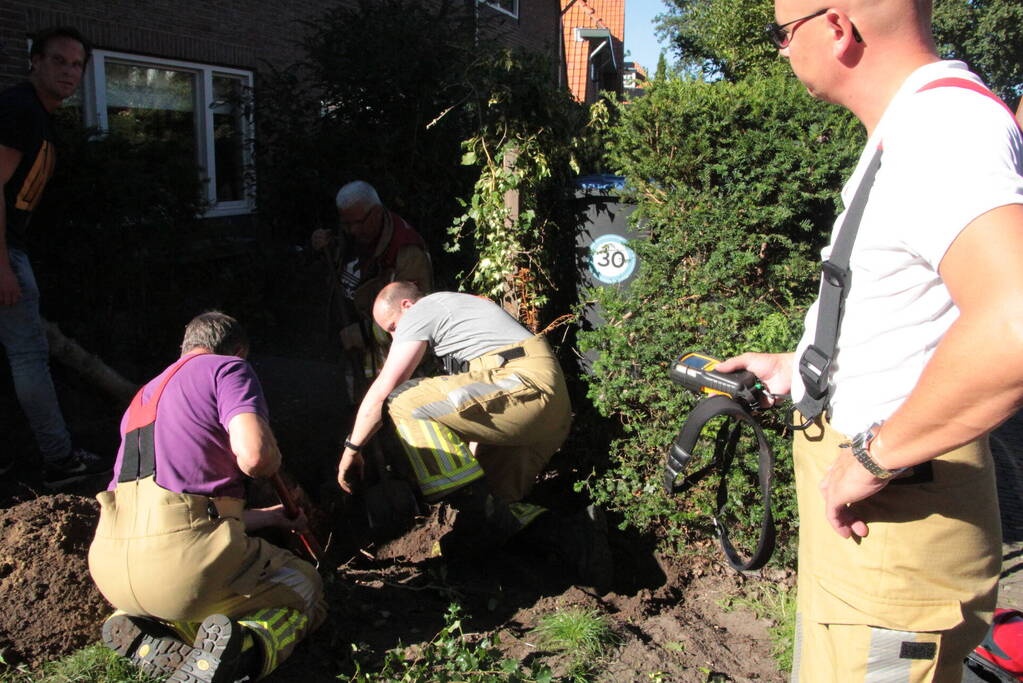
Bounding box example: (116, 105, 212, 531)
(578, 71, 863, 564)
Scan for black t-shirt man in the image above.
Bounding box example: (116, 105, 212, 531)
(0, 81, 57, 251)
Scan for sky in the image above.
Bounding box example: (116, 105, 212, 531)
(625, 0, 672, 74)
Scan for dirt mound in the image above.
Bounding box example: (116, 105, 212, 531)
(0, 494, 108, 666)
(285, 501, 787, 683)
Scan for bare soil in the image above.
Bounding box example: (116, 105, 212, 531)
(0, 494, 109, 666)
(0, 489, 787, 682)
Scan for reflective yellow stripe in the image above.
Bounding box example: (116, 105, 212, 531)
(239, 607, 308, 677)
(394, 417, 484, 500)
(420, 464, 485, 500)
(424, 421, 454, 473)
(397, 423, 431, 481)
(509, 502, 547, 528)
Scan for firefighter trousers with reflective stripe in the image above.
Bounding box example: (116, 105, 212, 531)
(89, 476, 326, 678)
(790, 415, 1000, 683)
(387, 334, 571, 504)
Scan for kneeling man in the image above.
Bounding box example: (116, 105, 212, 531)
(89, 311, 325, 683)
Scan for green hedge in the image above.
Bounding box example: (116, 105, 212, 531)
(578, 71, 862, 565)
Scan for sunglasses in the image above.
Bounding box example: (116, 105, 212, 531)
(765, 8, 828, 48)
(765, 8, 863, 49)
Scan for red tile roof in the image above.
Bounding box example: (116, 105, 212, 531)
(562, 0, 625, 103)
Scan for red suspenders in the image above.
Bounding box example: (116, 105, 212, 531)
(117, 352, 207, 483)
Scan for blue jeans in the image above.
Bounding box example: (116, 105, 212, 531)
(0, 248, 71, 464)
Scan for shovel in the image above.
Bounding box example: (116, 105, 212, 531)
(322, 241, 419, 534)
(271, 472, 326, 567)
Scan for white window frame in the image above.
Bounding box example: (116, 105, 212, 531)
(480, 0, 518, 19)
(81, 50, 255, 218)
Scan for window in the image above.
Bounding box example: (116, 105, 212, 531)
(481, 0, 518, 18)
(80, 51, 254, 217)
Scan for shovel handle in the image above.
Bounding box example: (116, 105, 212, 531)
(270, 473, 326, 566)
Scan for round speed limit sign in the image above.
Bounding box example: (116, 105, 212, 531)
(589, 234, 637, 285)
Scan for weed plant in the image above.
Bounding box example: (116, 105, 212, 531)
(340, 603, 557, 682)
(529, 608, 619, 681)
(0, 644, 161, 683)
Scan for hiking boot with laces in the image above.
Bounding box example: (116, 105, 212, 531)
(167, 613, 244, 683)
(43, 447, 110, 490)
(102, 614, 196, 678)
(522, 505, 614, 593)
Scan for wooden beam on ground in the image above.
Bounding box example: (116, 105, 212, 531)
(43, 319, 138, 403)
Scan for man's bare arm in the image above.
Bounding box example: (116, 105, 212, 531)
(337, 338, 427, 492)
(227, 412, 282, 479)
(871, 203, 1023, 467)
(0, 144, 23, 306)
(821, 203, 1023, 537)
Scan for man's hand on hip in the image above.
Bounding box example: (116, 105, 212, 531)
(819, 447, 889, 538)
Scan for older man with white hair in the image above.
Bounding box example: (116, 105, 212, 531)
(311, 180, 432, 364)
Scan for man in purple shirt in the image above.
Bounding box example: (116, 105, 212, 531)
(89, 312, 325, 683)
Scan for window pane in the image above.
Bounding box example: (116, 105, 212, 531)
(105, 62, 196, 158)
(487, 0, 517, 14)
(212, 75, 245, 203)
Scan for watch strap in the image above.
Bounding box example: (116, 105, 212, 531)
(846, 423, 905, 479)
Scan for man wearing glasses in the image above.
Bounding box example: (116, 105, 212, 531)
(311, 180, 432, 370)
(718, 0, 1023, 679)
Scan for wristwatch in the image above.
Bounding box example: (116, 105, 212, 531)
(846, 422, 907, 480)
(343, 436, 362, 452)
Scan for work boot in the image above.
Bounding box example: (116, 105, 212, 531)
(522, 505, 614, 593)
(102, 614, 196, 678)
(437, 479, 521, 561)
(167, 614, 244, 683)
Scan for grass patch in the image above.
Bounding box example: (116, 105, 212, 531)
(529, 607, 619, 681)
(718, 581, 796, 673)
(0, 644, 161, 683)
(340, 603, 556, 682)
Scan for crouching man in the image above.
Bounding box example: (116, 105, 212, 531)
(338, 282, 611, 589)
(89, 311, 326, 683)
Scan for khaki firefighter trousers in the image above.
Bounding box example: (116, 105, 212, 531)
(791, 416, 1001, 683)
(387, 334, 572, 504)
(89, 476, 326, 677)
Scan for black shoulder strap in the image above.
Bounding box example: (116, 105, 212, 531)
(795, 77, 1018, 421)
(795, 146, 883, 420)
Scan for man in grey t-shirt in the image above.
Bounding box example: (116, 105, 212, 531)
(337, 281, 610, 589)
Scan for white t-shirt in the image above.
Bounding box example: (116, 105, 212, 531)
(791, 61, 1023, 436)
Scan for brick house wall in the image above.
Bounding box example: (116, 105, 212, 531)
(0, 1, 560, 90)
(0, 1, 344, 88)
(0, 1, 561, 228)
(477, 1, 560, 60)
